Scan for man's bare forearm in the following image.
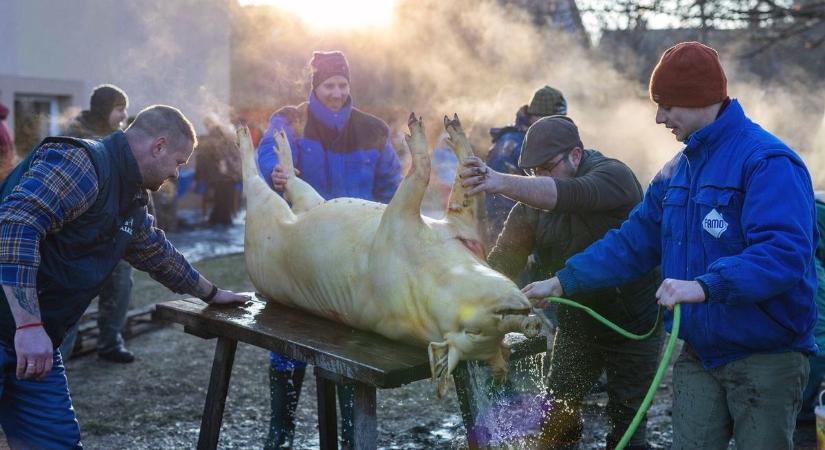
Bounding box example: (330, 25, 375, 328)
(3, 285, 41, 326)
(497, 174, 559, 211)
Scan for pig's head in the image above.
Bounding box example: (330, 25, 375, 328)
(372, 114, 540, 397)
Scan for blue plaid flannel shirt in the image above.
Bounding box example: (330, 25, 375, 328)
(0, 141, 200, 293)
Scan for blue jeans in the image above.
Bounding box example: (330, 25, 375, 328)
(0, 341, 82, 449)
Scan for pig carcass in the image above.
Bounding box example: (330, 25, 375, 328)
(239, 114, 540, 397)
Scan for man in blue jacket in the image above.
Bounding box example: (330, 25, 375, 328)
(484, 85, 567, 248)
(256, 50, 402, 449)
(523, 41, 818, 449)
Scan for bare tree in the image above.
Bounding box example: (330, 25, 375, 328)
(580, 0, 825, 53)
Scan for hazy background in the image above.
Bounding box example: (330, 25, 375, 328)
(2, 0, 823, 186)
(231, 0, 825, 185)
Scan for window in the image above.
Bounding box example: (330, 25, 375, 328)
(14, 94, 62, 157)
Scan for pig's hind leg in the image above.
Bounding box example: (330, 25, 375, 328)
(272, 130, 325, 214)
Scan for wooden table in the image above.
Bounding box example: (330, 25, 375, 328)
(153, 295, 547, 450)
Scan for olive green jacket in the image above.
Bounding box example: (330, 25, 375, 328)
(489, 149, 659, 338)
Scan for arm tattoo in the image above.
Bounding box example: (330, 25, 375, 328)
(13, 286, 40, 316)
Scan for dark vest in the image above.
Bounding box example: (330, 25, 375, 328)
(0, 132, 147, 346)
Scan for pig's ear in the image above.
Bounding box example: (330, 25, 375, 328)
(428, 340, 459, 398)
(443, 114, 486, 244)
(377, 113, 429, 236)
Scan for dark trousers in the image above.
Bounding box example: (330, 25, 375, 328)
(542, 324, 664, 448)
(58, 260, 133, 358)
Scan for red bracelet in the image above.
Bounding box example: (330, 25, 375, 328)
(16, 322, 43, 331)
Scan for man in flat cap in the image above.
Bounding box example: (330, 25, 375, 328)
(523, 42, 817, 449)
(461, 116, 662, 449)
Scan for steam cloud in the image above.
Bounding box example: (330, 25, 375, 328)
(232, 0, 824, 188)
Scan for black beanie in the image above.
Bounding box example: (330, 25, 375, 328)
(90, 84, 128, 117)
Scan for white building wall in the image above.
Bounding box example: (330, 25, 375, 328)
(0, 0, 231, 147)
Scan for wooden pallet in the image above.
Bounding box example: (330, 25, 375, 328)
(63, 304, 162, 358)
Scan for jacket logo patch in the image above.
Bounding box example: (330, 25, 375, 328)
(703, 209, 728, 238)
(120, 217, 134, 236)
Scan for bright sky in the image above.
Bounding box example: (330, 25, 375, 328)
(238, 0, 398, 30)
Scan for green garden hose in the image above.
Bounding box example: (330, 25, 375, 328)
(541, 297, 682, 450)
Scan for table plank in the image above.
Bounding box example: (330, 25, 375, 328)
(155, 295, 428, 387)
(154, 295, 546, 388)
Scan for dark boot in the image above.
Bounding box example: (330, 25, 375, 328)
(264, 366, 306, 449)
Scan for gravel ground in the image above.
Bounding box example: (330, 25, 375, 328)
(63, 324, 675, 449)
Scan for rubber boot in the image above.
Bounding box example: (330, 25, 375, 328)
(536, 398, 583, 450)
(264, 366, 306, 449)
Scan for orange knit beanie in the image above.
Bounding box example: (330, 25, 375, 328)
(649, 42, 727, 107)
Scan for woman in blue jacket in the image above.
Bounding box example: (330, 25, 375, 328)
(255, 51, 401, 449)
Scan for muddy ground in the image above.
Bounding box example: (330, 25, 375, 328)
(1, 250, 819, 449)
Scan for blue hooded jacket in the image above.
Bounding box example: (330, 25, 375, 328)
(256, 92, 401, 203)
(556, 99, 818, 369)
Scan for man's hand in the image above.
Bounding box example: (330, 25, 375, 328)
(656, 279, 706, 311)
(15, 325, 53, 380)
(522, 277, 564, 308)
(459, 156, 503, 196)
(209, 289, 252, 306)
(270, 165, 301, 192)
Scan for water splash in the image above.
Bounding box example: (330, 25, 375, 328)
(464, 351, 550, 448)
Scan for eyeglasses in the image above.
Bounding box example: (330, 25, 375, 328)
(526, 152, 568, 177)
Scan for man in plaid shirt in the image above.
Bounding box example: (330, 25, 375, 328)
(0, 105, 249, 449)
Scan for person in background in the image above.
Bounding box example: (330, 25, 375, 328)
(59, 84, 138, 363)
(484, 85, 567, 248)
(256, 50, 402, 449)
(0, 102, 15, 182)
(195, 114, 241, 226)
(798, 195, 825, 422)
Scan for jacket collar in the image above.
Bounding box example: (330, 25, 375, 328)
(684, 98, 746, 154)
(574, 149, 602, 176)
(308, 91, 352, 131)
(103, 130, 143, 190)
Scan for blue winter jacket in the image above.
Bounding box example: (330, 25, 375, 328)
(485, 109, 530, 242)
(256, 92, 401, 203)
(556, 99, 818, 369)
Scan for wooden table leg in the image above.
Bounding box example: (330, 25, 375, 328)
(315, 368, 339, 450)
(197, 337, 237, 450)
(352, 382, 377, 450)
(453, 361, 481, 450)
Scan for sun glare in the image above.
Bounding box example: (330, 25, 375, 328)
(240, 0, 398, 30)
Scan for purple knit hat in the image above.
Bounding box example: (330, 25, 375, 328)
(310, 51, 350, 89)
